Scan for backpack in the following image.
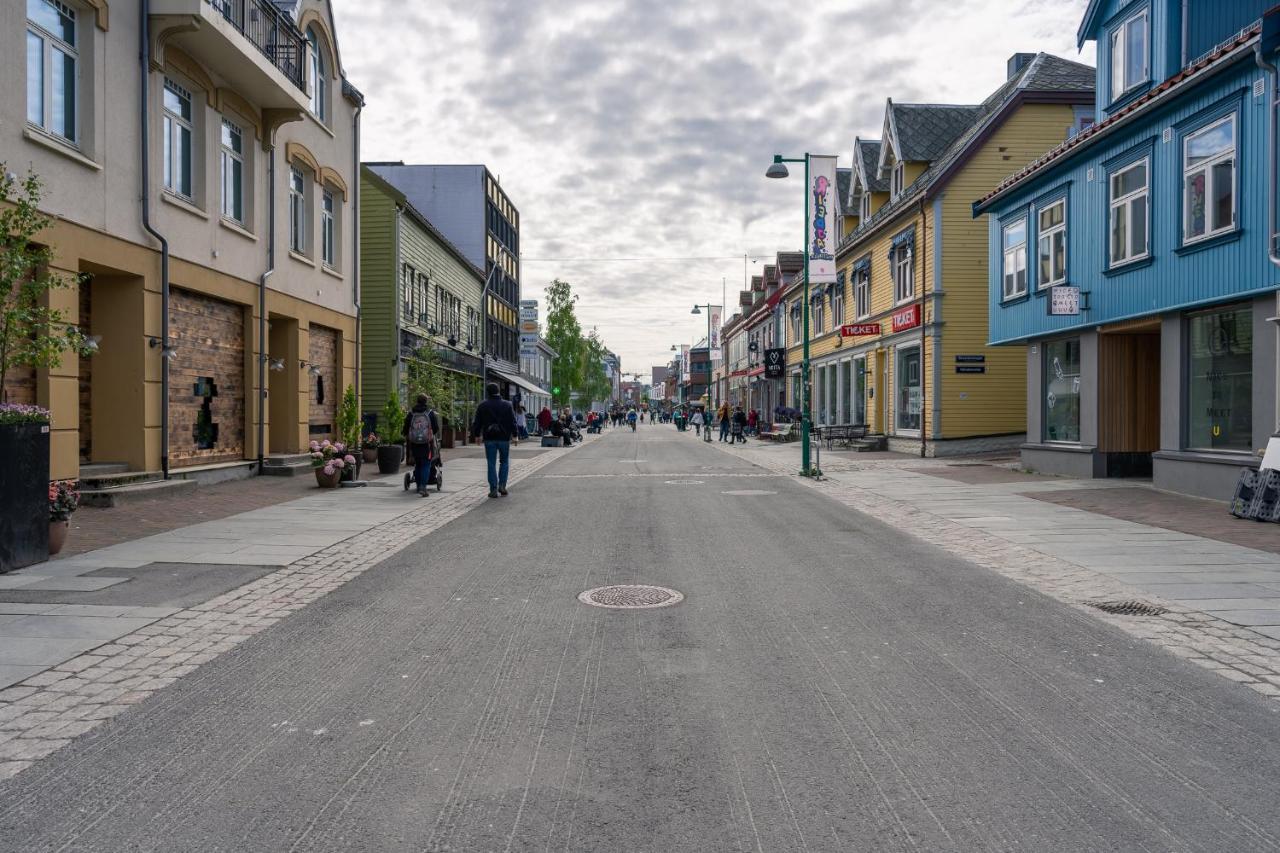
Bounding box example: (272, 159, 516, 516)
(408, 410, 434, 445)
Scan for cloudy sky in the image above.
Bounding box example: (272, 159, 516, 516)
(335, 0, 1095, 377)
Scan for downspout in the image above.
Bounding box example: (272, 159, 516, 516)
(256, 142, 275, 472)
(140, 0, 171, 480)
(393, 205, 402, 397)
(352, 97, 363, 420)
(919, 197, 928, 458)
(1255, 42, 1280, 436)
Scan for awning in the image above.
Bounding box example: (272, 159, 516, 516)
(491, 369, 546, 398)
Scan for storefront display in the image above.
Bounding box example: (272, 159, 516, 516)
(1187, 304, 1252, 452)
(1043, 338, 1081, 443)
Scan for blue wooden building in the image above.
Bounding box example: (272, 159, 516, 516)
(974, 0, 1280, 499)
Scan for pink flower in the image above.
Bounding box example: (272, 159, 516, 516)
(322, 464, 335, 476)
(334, 442, 346, 453)
(311, 452, 323, 460)
(321, 439, 332, 448)
(309, 440, 320, 451)
(343, 454, 356, 465)
(333, 458, 345, 470)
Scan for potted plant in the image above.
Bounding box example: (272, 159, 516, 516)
(310, 440, 354, 488)
(361, 433, 380, 463)
(48, 479, 79, 556)
(337, 384, 362, 478)
(376, 393, 405, 474)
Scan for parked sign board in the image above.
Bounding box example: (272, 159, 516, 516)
(890, 304, 921, 333)
(1049, 286, 1080, 316)
(840, 323, 881, 337)
(763, 348, 786, 379)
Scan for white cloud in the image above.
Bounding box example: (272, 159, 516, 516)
(335, 0, 1095, 374)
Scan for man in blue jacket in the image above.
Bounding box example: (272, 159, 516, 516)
(471, 382, 518, 498)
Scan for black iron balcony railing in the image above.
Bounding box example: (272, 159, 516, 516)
(207, 0, 306, 92)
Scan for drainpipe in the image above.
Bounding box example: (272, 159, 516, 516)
(1255, 42, 1280, 437)
(919, 197, 928, 459)
(351, 97, 363, 421)
(139, 0, 170, 480)
(256, 142, 275, 473)
(393, 205, 403, 397)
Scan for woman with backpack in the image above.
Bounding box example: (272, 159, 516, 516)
(402, 394, 441, 497)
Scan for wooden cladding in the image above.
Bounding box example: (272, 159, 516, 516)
(1097, 332, 1161, 452)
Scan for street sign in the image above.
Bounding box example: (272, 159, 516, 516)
(955, 365, 986, 374)
(840, 323, 881, 337)
(955, 354, 985, 363)
(519, 299, 538, 310)
(763, 348, 786, 379)
(1049, 285, 1080, 316)
(519, 321, 539, 333)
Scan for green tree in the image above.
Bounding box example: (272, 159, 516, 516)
(337, 384, 360, 449)
(0, 167, 90, 401)
(379, 393, 405, 443)
(576, 331, 612, 411)
(544, 279, 583, 409)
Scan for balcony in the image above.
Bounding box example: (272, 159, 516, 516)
(151, 0, 311, 112)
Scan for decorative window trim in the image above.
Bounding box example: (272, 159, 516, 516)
(219, 118, 245, 225)
(162, 77, 195, 201)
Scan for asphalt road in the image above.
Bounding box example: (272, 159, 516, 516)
(4, 427, 1280, 852)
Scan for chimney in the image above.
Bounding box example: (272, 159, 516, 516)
(1007, 52, 1036, 80)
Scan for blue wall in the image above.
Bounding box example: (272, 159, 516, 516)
(366, 165, 485, 269)
(983, 52, 1279, 345)
(1185, 0, 1272, 61)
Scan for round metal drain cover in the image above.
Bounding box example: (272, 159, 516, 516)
(664, 479, 704, 485)
(721, 489, 778, 496)
(578, 584, 684, 609)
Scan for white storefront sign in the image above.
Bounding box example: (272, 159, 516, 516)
(1049, 285, 1081, 316)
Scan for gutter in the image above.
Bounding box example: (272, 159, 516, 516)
(139, 0, 170, 480)
(255, 141, 275, 473)
(1255, 17, 1280, 438)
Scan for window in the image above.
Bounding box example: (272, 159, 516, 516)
(831, 285, 844, 328)
(26, 0, 77, 143)
(1183, 116, 1236, 242)
(1002, 219, 1028, 299)
(1109, 9, 1148, 101)
(1037, 200, 1066, 287)
(1187, 304, 1252, 451)
(893, 243, 914, 304)
(289, 166, 307, 253)
(896, 347, 921, 432)
(790, 304, 802, 342)
(891, 162, 904, 196)
(401, 264, 415, 322)
(859, 192, 871, 222)
(307, 28, 327, 122)
(1043, 338, 1081, 442)
(219, 119, 244, 224)
(1109, 158, 1148, 265)
(163, 79, 193, 199)
(321, 189, 336, 267)
(854, 267, 870, 319)
(812, 295, 825, 333)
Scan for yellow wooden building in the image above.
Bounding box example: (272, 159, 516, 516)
(783, 52, 1095, 455)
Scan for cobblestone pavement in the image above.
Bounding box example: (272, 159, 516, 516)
(712, 438, 1280, 705)
(0, 441, 580, 780)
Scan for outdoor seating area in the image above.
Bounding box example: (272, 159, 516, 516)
(758, 422, 798, 442)
(815, 423, 868, 449)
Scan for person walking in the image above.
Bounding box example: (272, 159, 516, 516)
(732, 405, 748, 443)
(717, 401, 731, 442)
(747, 408, 758, 436)
(401, 394, 441, 497)
(537, 405, 553, 435)
(691, 408, 704, 437)
(471, 382, 517, 498)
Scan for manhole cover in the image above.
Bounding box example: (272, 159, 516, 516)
(664, 479, 704, 485)
(721, 489, 778, 496)
(1087, 600, 1169, 617)
(578, 584, 684, 609)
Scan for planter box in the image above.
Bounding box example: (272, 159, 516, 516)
(0, 422, 50, 572)
(377, 444, 404, 474)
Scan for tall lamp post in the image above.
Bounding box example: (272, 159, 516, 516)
(765, 153, 815, 476)
(690, 303, 717, 407)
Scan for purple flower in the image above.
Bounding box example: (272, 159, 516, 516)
(333, 458, 345, 470)
(343, 454, 356, 465)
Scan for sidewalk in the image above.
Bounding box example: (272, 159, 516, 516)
(712, 435, 1280, 701)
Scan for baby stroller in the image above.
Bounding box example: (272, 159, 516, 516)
(403, 447, 443, 493)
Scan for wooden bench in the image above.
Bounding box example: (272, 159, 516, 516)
(758, 422, 797, 442)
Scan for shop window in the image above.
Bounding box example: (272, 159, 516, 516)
(1042, 338, 1081, 443)
(1186, 304, 1252, 452)
(896, 347, 921, 432)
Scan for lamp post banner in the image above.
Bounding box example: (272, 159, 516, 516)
(807, 155, 838, 284)
(709, 306, 723, 359)
(680, 344, 691, 383)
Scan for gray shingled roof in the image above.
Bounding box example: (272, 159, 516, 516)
(890, 104, 983, 163)
(836, 168, 852, 213)
(838, 52, 1094, 254)
(855, 140, 888, 194)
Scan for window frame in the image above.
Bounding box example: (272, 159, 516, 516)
(854, 266, 870, 320)
(26, 0, 80, 144)
(859, 191, 871, 222)
(162, 77, 195, 201)
(307, 27, 328, 124)
(1002, 217, 1028, 300)
(1041, 337, 1082, 444)
(1036, 198, 1067, 289)
(1181, 113, 1237, 245)
(1183, 303, 1253, 453)
(1109, 7, 1149, 104)
(288, 165, 308, 254)
(893, 243, 914, 305)
(219, 118, 244, 225)
(831, 284, 844, 328)
(891, 161, 904, 197)
(320, 187, 336, 268)
(1107, 156, 1150, 267)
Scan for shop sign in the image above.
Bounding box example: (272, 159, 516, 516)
(890, 304, 921, 333)
(520, 333, 539, 345)
(519, 299, 538, 310)
(519, 320, 539, 334)
(763, 347, 786, 379)
(955, 354, 985, 363)
(955, 365, 986, 374)
(840, 323, 881, 337)
(1048, 286, 1080, 316)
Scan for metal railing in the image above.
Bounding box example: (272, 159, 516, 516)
(207, 0, 306, 92)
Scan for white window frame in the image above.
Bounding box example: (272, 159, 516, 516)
(26, 0, 78, 144)
(831, 285, 844, 328)
(854, 268, 870, 320)
(812, 295, 825, 333)
(1109, 158, 1149, 266)
(893, 244, 914, 305)
(859, 191, 871, 221)
(289, 166, 308, 254)
(321, 188, 336, 267)
(1109, 9, 1149, 102)
(1182, 115, 1236, 244)
(1037, 200, 1066, 288)
(891, 162, 904, 196)
(219, 118, 244, 225)
(1002, 218, 1028, 300)
(790, 305, 802, 342)
(163, 78, 194, 200)
(308, 28, 328, 123)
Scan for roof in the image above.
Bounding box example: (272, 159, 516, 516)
(852, 139, 888, 197)
(836, 168, 852, 213)
(839, 52, 1094, 254)
(974, 27, 1259, 213)
(887, 102, 984, 164)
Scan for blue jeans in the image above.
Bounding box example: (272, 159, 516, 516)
(411, 445, 432, 492)
(719, 420, 730, 441)
(484, 440, 510, 490)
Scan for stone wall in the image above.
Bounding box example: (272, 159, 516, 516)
(308, 325, 338, 442)
(168, 288, 245, 467)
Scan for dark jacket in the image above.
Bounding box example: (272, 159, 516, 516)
(471, 395, 517, 441)
(402, 405, 441, 450)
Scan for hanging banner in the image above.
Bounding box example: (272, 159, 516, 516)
(708, 306, 723, 359)
(808, 155, 839, 285)
(680, 344, 691, 383)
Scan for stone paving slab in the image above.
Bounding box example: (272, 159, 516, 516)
(18, 577, 129, 592)
(1142, 582, 1280, 599)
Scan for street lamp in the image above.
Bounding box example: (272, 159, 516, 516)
(691, 302, 717, 409)
(765, 153, 815, 476)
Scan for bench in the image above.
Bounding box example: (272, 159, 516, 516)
(816, 423, 868, 449)
(758, 422, 797, 442)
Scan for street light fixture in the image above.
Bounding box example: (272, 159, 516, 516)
(691, 302, 717, 412)
(764, 152, 816, 476)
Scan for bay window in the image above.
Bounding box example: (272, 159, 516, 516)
(1109, 159, 1148, 265)
(1183, 115, 1235, 242)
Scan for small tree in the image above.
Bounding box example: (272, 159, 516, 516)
(379, 392, 404, 443)
(337, 384, 360, 449)
(0, 167, 89, 402)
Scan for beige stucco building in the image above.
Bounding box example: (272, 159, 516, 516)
(2, 0, 361, 481)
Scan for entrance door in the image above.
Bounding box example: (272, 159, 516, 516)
(853, 357, 867, 426)
(896, 347, 921, 433)
(1097, 328, 1160, 477)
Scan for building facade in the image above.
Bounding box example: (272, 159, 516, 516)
(975, 0, 1280, 498)
(359, 166, 484, 433)
(518, 338, 557, 417)
(363, 163, 522, 391)
(785, 53, 1094, 456)
(4, 0, 361, 480)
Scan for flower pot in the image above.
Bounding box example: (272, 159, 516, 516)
(376, 444, 404, 474)
(314, 467, 341, 488)
(362, 447, 378, 463)
(0, 422, 50, 572)
(340, 459, 361, 482)
(48, 519, 69, 556)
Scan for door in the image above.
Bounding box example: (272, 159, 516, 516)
(853, 357, 867, 426)
(897, 346, 921, 433)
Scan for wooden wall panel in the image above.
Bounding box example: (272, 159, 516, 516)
(1098, 332, 1161, 452)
